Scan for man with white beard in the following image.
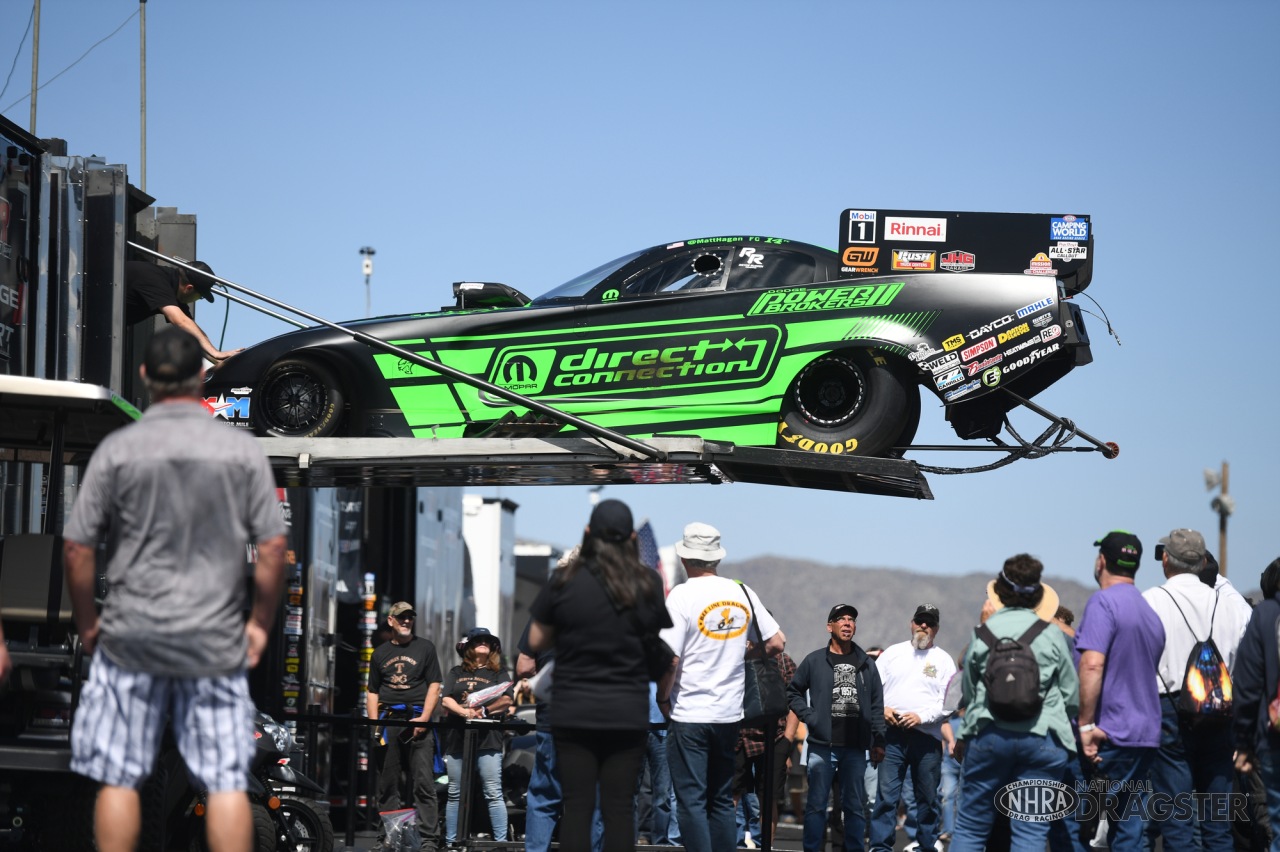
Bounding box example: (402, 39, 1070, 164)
(867, 604, 956, 852)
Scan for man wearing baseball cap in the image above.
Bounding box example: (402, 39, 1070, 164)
(1073, 531, 1165, 848)
(868, 604, 955, 852)
(788, 604, 885, 852)
(126, 258, 243, 364)
(1142, 529, 1249, 852)
(367, 601, 443, 851)
(63, 327, 287, 852)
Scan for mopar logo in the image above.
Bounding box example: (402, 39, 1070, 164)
(996, 780, 1078, 824)
(502, 356, 538, 384)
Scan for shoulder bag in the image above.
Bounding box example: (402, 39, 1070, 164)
(739, 581, 787, 724)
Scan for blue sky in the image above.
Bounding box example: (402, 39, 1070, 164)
(6, 1, 1278, 591)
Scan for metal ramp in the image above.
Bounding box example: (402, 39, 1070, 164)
(259, 436, 933, 499)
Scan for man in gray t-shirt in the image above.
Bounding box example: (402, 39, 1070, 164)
(63, 327, 286, 852)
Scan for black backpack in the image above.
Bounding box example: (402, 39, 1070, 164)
(976, 619, 1051, 722)
(1159, 588, 1233, 725)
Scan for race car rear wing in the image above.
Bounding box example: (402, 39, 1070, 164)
(837, 209, 1093, 295)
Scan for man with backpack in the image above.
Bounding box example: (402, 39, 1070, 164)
(1142, 528, 1250, 852)
(947, 554, 1079, 852)
(1075, 531, 1165, 849)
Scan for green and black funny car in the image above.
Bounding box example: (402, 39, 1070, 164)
(201, 209, 1094, 458)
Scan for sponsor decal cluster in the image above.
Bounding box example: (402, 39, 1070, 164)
(935, 368, 965, 390)
(1001, 342, 1061, 377)
(490, 328, 780, 394)
(1024, 252, 1057, 276)
(997, 322, 1031, 344)
(841, 245, 880, 273)
(961, 337, 996, 362)
(1039, 324, 1062, 342)
(1050, 242, 1087, 261)
(965, 354, 1003, 377)
(746, 282, 903, 315)
(1050, 215, 1089, 241)
(940, 250, 975, 273)
(943, 379, 982, 402)
(891, 249, 936, 271)
(942, 334, 965, 351)
(1016, 296, 1055, 319)
(846, 210, 877, 244)
(982, 366, 1002, 388)
(907, 342, 943, 363)
(921, 351, 959, 375)
(1002, 334, 1043, 358)
(1032, 312, 1055, 328)
(885, 216, 947, 242)
(967, 314, 1015, 341)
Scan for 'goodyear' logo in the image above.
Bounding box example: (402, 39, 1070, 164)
(487, 327, 780, 395)
(697, 600, 750, 640)
(746, 282, 903, 316)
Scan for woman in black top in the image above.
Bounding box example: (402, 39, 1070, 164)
(440, 628, 513, 845)
(528, 499, 673, 852)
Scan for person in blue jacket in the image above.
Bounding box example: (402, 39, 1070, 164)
(787, 603, 886, 852)
(1232, 557, 1280, 852)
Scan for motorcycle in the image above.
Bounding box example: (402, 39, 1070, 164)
(144, 711, 333, 852)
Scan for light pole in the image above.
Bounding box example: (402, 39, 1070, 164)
(359, 246, 376, 316)
(1203, 461, 1234, 576)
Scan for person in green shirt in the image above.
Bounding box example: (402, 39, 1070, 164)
(949, 554, 1079, 852)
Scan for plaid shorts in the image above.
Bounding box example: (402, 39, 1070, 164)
(71, 653, 254, 792)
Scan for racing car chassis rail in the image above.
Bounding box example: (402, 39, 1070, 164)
(128, 243, 668, 461)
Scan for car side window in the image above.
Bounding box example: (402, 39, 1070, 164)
(723, 247, 817, 291)
(621, 250, 730, 297)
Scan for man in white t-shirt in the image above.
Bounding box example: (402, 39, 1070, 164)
(657, 523, 785, 852)
(868, 603, 956, 852)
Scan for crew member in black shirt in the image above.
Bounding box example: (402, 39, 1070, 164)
(125, 259, 241, 364)
(367, 601, 443, 852)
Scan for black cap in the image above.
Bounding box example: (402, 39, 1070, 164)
(588, 499, 634, 543)
(143, 327, 203, 382)
(183, 260, 217, 303)
(827, 604, 858, 622)
(913, 603, 940, 626)
(1094, 530, 1142, 572)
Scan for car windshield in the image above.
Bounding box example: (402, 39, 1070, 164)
(530, 248, 649, 304)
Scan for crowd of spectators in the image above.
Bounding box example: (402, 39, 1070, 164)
(375, 509, 1280, 852)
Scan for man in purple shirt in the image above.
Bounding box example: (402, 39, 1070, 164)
(1075, 531, 1166, 851)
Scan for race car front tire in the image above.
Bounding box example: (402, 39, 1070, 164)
(777, 349, 912, 457)
(252, 358, 345, 438)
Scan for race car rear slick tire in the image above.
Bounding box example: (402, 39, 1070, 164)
(777, 349, 911, 458)
(252, 358, 345, 438)
(886, 382, 922, 459)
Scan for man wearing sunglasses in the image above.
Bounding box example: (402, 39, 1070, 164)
(868, 604, 956, 852)
(368, 602, 444, 852)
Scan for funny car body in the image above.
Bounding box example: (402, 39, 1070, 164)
(201, 209, 1095, 458)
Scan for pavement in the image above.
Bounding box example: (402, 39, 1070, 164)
(339, 822, 932, 850)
